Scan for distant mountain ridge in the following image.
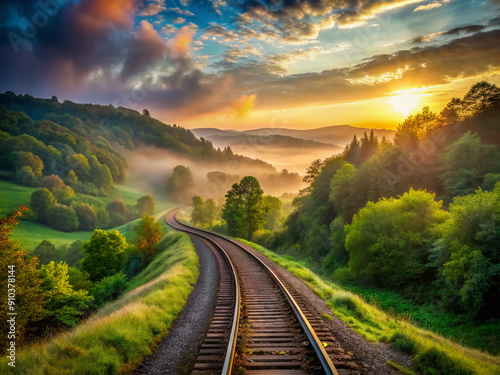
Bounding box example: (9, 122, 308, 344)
(192, 125, 395, 150)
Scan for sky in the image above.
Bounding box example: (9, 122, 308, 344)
(1, 0, 499, 130)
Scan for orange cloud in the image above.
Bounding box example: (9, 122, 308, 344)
(77, 0, 136, 31)
(234, 94, 257, 117)
(172, 25, 195, 54)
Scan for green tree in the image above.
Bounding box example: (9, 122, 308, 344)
(63, 240, 85, 268)
(48, 204, 79, 232)
(191, 195, 204, 225)
(441, 131, 500, 197)
(82, 230, 127, 282)
(204, 198, 217, 227)
(67, 267, 93, 291)
(95, 207, 110, 229)
(437, 184, 500, 316)
(30, 188, 57, 222)
(13, 151, 44, 178)
(32, 240, 60, 265)
(72, 202, 97, 231)
(135, 215, 163, 264)
(136, 195, 155, 216)
(106, 199, 129, 227)
(395, 106, 439, 149)
(65, 153, 90, 180)
(66, 170, 78, 188)
(345, 189, 448, 288)
(263, 195, 282, 230)
(222, 176, 267, 240)
(167, 165, 194, 203)
(38, 261, 93, 327)
(0, 207, 45, 350)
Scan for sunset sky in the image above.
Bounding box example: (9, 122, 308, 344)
(1, 0, 499, 130)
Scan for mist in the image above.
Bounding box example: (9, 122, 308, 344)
(123, 146, 306, 201)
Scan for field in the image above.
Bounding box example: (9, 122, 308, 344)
(0, 180, 172, 249)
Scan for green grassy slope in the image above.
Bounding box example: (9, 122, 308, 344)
(0, 230, 198, 375)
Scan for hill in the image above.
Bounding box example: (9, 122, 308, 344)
(193, 125, 395, 148)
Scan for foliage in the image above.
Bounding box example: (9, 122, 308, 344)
(263, 195, 282, 230)
(191, 195, 204, 225)
(345, 189, 448, 288)
(0, 207, 45, 350)
(0, 231, 199, 375)
(91, 272, 128, 308)
(81, 230, 127, 282)
(48, 204, 79, 232)
(440, 131, 500, 197)
(414, 347, 474, 375)
(134, 215, 163, 264)
(222, 176, 267, 240)
(30, 188, 57, 222)
(72, 202, 96, 231)
(38, 261, 93, 327)
(32, 240, 60, 265)
(107, 199, 129, 227)
(395, 106, 439, 148)
(67, 267, 93, 291)
(167, 165, 194, 203)
(135, 194, 155, 216)
(436, 184, 500, 317)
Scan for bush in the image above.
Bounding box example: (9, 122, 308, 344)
(251, 229, 275, 247)
(91, 272, 128, 308)
(390, 331, 417, 355)
(48, 204, 79, 232)
(72, 202, 97, 231)
(414, 347, 473, 375)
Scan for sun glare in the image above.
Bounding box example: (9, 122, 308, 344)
(388, 93, 421, 117)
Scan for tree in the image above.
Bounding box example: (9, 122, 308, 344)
(66, 170, 78, 188)
(222, 176, 267, 240)
(136, 195, 155, 216)
(299, 159, 325, 196)
(81, 230, 127, 282)
(72, 202, 97, 231)
(142, 109, 151, 117)
(32, 240, 60, 265)
(191, 195, 204, 225)
(345, 189, 448, 288)
(436, 184, 500, 316)
(263, 195, 282, 230)
(48, 204, 79, 232)
(167, 165, 194, 203)
(204, 198, 217, 227)
(135, 215, 163, 263)
(30, 188, 57, 222)
(38, 261, 93, 327)
(65, 153, 90, 180)
(0, 207, 45, 350)
(13, 151, 44, 177)
(63, 240, 85, 267)
(441, 132, 500, 197)
(395, 106, 439, 149)
(106, 199, 129, 227)
(42, 174, 65, 191)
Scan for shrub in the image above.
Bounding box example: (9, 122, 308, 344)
(390, 331, 417, 355)
(48, 204, 79, 232)
(414, 347, 473, 375)
(91, 272, 128, 308)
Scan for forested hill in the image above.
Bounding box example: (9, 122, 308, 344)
(0, 93, 274, 194)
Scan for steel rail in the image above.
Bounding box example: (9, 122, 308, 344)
(170, 213, 339, 375)
(165, 214, 240, 375)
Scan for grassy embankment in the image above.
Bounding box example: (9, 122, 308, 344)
(0, 180, 173, 248)
(235, 239, 500, 375)
(0, 224, 198, 374)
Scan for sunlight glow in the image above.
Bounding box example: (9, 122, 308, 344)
(388, 93, 421, 117)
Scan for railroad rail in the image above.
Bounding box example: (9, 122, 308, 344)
(166, 209, 353, 375)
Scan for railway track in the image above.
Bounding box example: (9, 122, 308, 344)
(166, 209, 355, 375)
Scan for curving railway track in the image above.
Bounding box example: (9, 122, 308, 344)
(165, 209, 355, 375)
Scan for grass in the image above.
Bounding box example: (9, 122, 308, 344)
(0, 231, 199, 374)
(236, 239, 500, 375)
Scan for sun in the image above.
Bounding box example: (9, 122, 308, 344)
(388, 93, 421, 117)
